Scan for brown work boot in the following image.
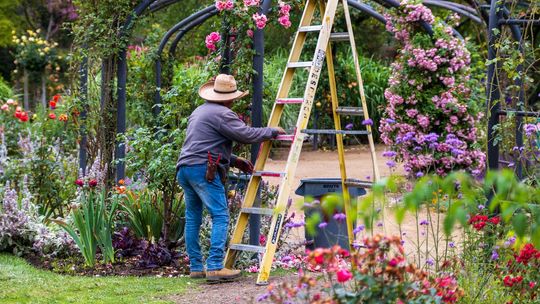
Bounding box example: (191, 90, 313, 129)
(189, 271, 206, 279)
(206, 268, 241, 283)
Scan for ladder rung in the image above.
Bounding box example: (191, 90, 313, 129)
(287, 61, 312, 69)
(344, 179, 373, 188)
(241, 207, 275, 216)
(253, 171, 286, 177)
(330, 32, 350, 41)
(276, 98, 303, 104)
(301, 129, 369, 135)
(298, 25, 323, 32)
(274, 134, 294, 141)
(336, 106, 364, 116)
(229, 244, 266, 254)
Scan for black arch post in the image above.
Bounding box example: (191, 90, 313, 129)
(78, 51, 89, 174)
(154, 5, 217, 115)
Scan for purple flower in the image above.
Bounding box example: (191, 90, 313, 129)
(423, 133, 439, 143)
(362, 119, 373, 126)
(426, 258, 434, 266)
(377, 221, 383, 227)
(419, 219, 429, 226)
(385, 118, 396, 124)
(504, 236, 516, 247)
(416, 172, 424, 178)
(386, 160, 396, 168)
(333, 213, 346, 221)
(353, 225, 365, 234)
(382, 150, 397, 158)
(449, 242, 455, 248)
(524, 124, 538, 137)
(318, 222, 328, 229)
(477, 204, 485, 210)
(491, 250, 499, 260)
(345, 123, 354, 130)
(285, 220, 305, 228)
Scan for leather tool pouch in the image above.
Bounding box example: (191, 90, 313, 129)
(206, 152, 221, 182)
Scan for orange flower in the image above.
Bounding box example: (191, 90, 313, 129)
(118, 179, 125, 185)
(48, 113, 56, 120)
(58, 114, 68, 122)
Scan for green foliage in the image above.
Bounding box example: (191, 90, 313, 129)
(120, 189, 184, 244)
(0, 76, 12, 99)
(55, 190, 118, 267)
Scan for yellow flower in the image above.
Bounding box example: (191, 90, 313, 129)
(28, 37, 34, 42)
(44, 47, 50, 52)
(11, 30, 15, 35)
(39, 52, 44, 56)
(21, 35, 27, 41)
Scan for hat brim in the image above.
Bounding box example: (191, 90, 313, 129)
(198, 81, 249, 102)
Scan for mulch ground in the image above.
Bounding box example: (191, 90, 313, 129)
(25, 254, 190, 277)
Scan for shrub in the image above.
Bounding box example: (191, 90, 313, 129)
(380, 1, 485, 177)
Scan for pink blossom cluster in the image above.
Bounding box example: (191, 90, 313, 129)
(243, 0, 260, 7)
(252, 12, 268, 29)
(278, 1, 292, 28)
(215, 0, 233, 11)
(205, 32, 221, 52)
(380, 0, 485, 178)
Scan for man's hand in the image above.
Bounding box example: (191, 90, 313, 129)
(233, 157, 254, 174)
(273, 127, 286, 135)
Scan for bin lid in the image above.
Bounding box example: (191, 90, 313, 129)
(295, 178, 367, 197)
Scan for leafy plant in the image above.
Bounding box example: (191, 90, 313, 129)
(55, 189, 118, 266)
(120, 190, 164, 243)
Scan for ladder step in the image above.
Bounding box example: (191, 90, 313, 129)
(298, 25, 323, 32)
(253, 171, 286, 177)
(301, 129, 369, 135)
(229, 244, 266, 254)
(330, 32, 350, 42)
(276, 98, 303, 104)
(287, 61, 313, 69)
(274, 134, 295, 141)
(336, 106, 364, 116)
(241, 207, 275, 216)
(344, 179, 373, 188)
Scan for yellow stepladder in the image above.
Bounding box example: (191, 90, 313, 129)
(224, 0, 380, 285)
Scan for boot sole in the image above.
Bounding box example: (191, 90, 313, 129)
(206, 274, 242, 284)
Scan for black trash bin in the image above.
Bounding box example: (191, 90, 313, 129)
(295, 178, 367, 250)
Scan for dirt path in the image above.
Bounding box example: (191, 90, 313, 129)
(166, 273, 297, 303)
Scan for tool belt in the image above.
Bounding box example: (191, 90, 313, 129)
(206, 152, 227, 184)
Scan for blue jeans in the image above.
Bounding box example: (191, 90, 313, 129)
(177, 164, 229, 272)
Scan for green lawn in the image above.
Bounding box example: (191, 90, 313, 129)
(0, 254, 193, 304)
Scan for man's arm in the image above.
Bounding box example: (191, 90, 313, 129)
(218, 110, 282, 144)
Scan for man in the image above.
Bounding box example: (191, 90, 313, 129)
(176, 74, 285, 283)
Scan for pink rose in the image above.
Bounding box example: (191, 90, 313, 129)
(278, 15, 291, 28)
(279, 3, 291, 14)
(0, 104, 8, 111)
(215, 0, 233, 11)
(336, 269, 353, 283)
(243, 0, 260, 7)
(252, 13, 268, 29)
(246, 29, 254, 38)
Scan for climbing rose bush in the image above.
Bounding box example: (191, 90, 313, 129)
(380, 0, 485, 178)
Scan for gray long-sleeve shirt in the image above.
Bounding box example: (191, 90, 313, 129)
(176, 102, 277, 170)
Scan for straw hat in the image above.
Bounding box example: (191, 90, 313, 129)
(198, 74, 249, 102)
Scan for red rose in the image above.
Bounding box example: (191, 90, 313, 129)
(529, 281, 536, 289)
(89, 179, 98, 187)
(336, 269, 353, 283)
(19, 111, 29, 122)
(48, 113, 56, 120)
(473, 221, 486, 230)
(53, 94, 61, 102)
(503, 275, 514, 287)
(49, 100, 57, 109)
(75, 179, 84, 187)
(314, 254, 324, 264)
(489, 216, 500, 225)
(513, 276, 523, 284)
